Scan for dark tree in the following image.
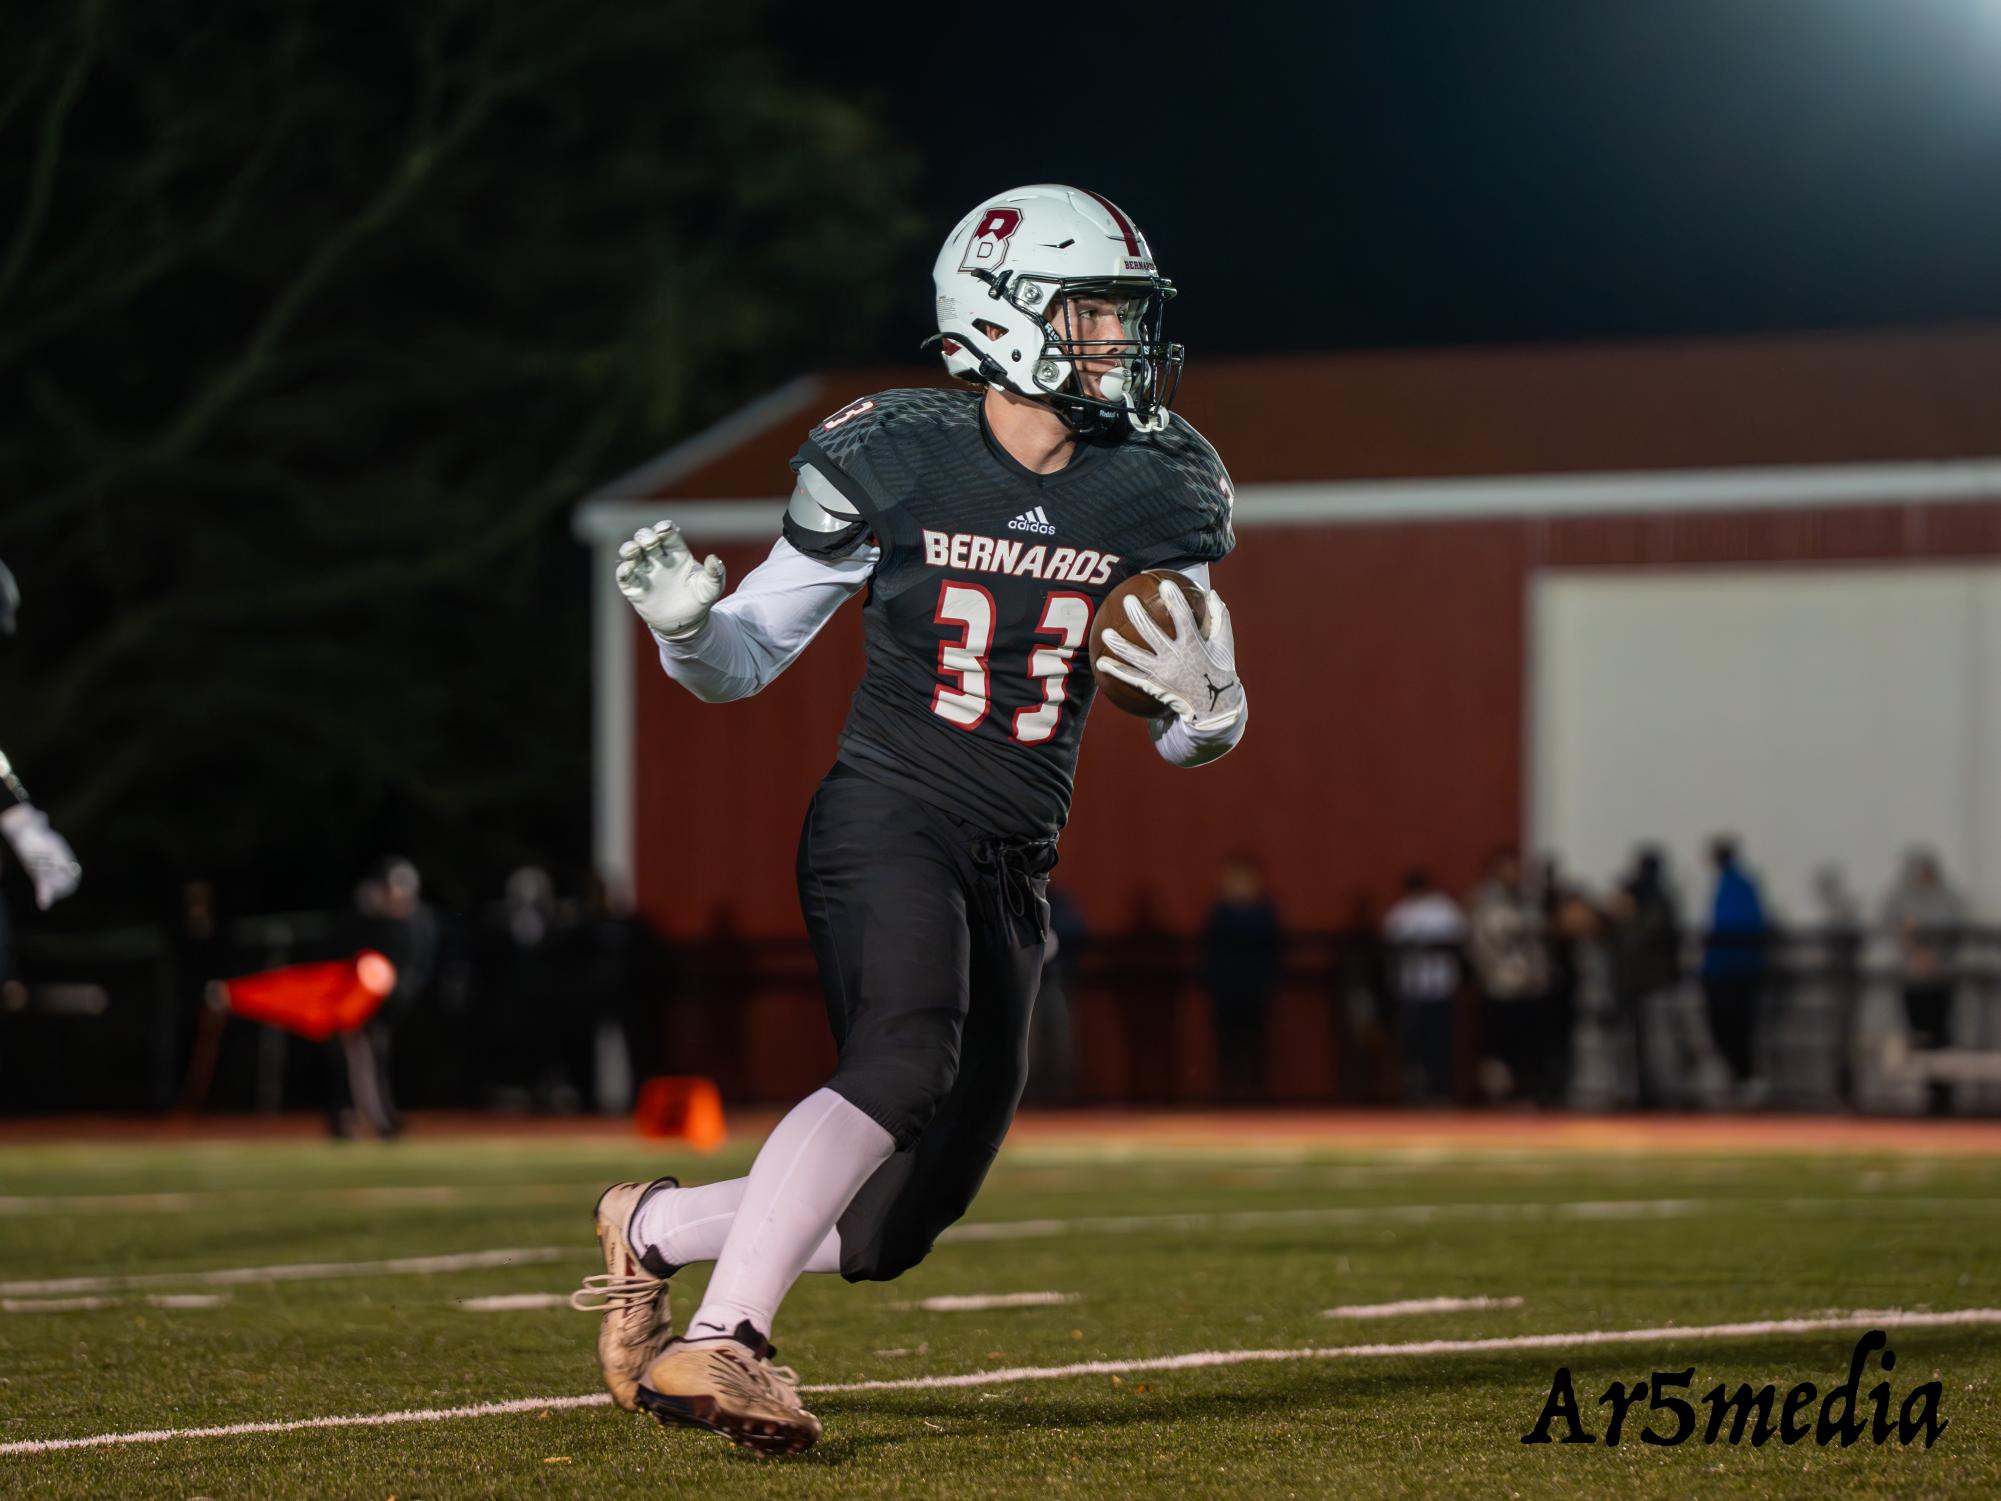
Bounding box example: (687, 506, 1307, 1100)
(0, 0, 918, 910)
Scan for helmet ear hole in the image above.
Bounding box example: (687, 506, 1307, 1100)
(971, 318, 1009, 342)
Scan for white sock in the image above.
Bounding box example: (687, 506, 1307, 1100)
(683, 1087, 893, 1342)
(630, 1177, 844, 1274)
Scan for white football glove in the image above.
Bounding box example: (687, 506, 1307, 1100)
(1094, 579, 1245, 732)
(615, 520, 726, 639)
(0, 803, 82, 911)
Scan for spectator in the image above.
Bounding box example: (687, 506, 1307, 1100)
(1881, 848, 1970, 1116)
(1202, 855, 1283, 1102)
(1609, 847, 1683, 1108)
(0, 556, 83, 1004)
(1113, 887, 1178, 1101)
(1534, 852, 1580, 1106)
(1811, 863, 1865, 1106)
(486, 865, 594, 1110)
(1467, 846, 1549, 1104)
(1335, 892, 1394, 1103)
(1553, 888, 1614, 1108)
(1814, 862, 1863, 938)
(577, 871, 641, 1114)
(1700, 835, 1769, 1096)
(1383, 869, 1466, 1105)
(328, 856, 435, 1137)
(168, 877, 226, 1108)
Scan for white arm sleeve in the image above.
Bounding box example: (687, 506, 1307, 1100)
(1148, 691, 1248, 766)
(1137, 562, 1249, 767)
(656, 535, 876, 703)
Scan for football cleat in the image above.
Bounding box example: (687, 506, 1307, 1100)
(569, 1177, 680, 1411)
(635, 1321, 822, 1456)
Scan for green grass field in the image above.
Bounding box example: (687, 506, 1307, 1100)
(1, 1123, 1996, 1499)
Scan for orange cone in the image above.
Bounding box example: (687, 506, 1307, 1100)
(633, 1075, 728, 1150)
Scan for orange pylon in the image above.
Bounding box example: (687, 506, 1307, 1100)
(633, 1075, 728, 1150)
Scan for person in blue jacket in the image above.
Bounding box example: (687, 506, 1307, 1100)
(1701, 835, 1768, 1092)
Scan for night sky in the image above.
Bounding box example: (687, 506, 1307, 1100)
(773, 0, 2001, 360)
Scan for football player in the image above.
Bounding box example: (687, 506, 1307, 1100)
(573, 185, 1246, 1454)
(0, 559, 84, 994)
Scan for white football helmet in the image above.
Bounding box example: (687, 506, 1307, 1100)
(929, 184, 1183, 436)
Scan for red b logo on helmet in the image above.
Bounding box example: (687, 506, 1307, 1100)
(960, 207, 1022, 271)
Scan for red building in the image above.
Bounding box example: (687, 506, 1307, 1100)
(578, 323, 2001, 947)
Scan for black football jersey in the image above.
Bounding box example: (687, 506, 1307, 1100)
(783, 387, 1234, 840)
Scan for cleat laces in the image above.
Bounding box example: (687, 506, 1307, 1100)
(677, 1337, 807, 1411)
(571, 1271, 663, 1315)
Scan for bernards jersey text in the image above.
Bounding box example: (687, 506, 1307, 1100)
(782, 387, 1233, 839)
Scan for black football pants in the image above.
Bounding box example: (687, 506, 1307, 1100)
(796, 763, 1052, 1283)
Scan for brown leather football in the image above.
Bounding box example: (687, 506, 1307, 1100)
(1089, 570, 1210, 717)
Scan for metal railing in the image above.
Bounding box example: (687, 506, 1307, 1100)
(5, 917, 1999, 1115)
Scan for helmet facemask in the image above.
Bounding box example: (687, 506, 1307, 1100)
(1013, 278, 1182, 436)
(947, 269, 1182, 436)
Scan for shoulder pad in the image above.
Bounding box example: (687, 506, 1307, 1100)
(787, 463, 861, 531)
(1109, 412, 1237, 571)
(1160, 413, 1235, 508)
(1160, 413, 1236, 546)
(801, 387, 975, 468)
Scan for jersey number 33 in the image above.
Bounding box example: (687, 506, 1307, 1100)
(930, 583, 1093, 746)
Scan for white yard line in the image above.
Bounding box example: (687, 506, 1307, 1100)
(1321, 1295, 1524, 1319)
(0, 1394, 614, 1456)
(6, 1306, 1996, 1455)
(938, 1200, 1704, 1242)
(807, 1307, 2001, 1394)
(2, 1296, 122, 1313)
(457, 1293, 571, 1311)
(0, 1247, 571, 1298)
(0, 1184, 597, 1216)
(940, 1195, 2001, 1242)
(0, 1294, 229, 1314)
(894, 1292, 1080, 1312)
(0, 1193, 202, 1214)
(7, 1195, 1995, 1296)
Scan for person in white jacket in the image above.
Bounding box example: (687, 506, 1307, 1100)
(0, 559, 82, 993)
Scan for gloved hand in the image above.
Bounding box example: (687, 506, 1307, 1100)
(0, 802, 82, 910)
(615, 520, 726, 639)
(1094, 578, 1245, 732)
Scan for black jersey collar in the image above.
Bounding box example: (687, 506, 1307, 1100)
(977, 400, 1120, 486)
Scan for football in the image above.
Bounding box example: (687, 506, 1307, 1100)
(1089, 569, 1211, 717)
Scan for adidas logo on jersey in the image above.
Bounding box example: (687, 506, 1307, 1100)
(1007, 505, 1057, 536)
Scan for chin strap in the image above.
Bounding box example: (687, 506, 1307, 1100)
(1060, 398, 1128, 440)
(920, 331, 1011, 388)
